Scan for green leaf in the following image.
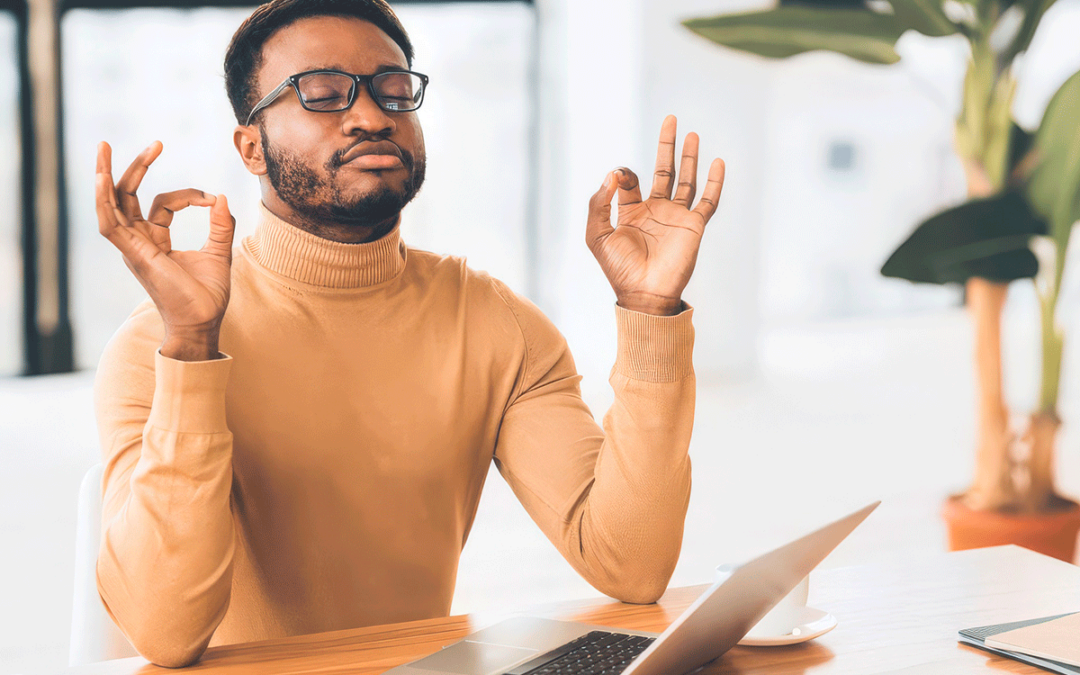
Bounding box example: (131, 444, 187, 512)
(1007, 121, 1034, 176)
(954, 45, 996, 166)
(885, 0, 958, 36)
(881, 191, 1047, 285)
(984, 73, 1018, 188)
(682, 7, 904, 65)
(1026, 67, 1080, 250)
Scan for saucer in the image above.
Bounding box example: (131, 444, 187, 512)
(737, 607, 837, 647)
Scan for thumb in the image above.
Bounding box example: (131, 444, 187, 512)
(204, 193, 236, 259)
(585, 171, 617, 251)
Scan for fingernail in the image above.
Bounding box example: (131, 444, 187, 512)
(603, 172, 612, 188)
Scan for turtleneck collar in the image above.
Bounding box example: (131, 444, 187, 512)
(243, 201, 407, 289)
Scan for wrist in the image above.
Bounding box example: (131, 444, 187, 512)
(616, 292, 683, 317)
(161, 329, 221, 362)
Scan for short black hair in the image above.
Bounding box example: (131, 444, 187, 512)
(224, 0, 414, 125)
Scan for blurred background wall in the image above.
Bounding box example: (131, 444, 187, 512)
(3, 0, 1080, 673)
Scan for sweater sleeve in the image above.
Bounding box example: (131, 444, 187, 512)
(490, 284, 694, 604)
(93, 303, 237, 667)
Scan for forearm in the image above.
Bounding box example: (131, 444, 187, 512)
(570, 305, 696, 603)
(489, 282, 696, 607)
(572, 376, 694, 603)
(97, 350, 236, 668)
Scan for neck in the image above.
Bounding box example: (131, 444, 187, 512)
(261, 192, 400, 244)
(247, 200, 407, 289)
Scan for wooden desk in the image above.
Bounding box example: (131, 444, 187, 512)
(64, 546, 1080, 675)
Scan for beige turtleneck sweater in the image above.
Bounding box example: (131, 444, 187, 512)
(93, 202, 696, 668)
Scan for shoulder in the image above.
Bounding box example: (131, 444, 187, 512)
(405, 246, 569, 358)
(98, 298, 164, 361)
(405, 247, 512, 312)
(94, 299, 162, 406)
(482, 274, 564, 354)
(93, 299, 165, 452)
(414, 248, 561, 331)
(468, 266, 576, 387)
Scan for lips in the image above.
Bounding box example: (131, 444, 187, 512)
(341, 140, 404, 166)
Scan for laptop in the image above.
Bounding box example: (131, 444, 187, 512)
(386, 501, 880, 675)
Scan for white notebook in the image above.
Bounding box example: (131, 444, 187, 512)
(985, 612, 1080, 668)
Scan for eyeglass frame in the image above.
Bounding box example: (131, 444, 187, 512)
(244, 68, 430, 126)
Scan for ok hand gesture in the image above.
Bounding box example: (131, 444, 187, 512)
(95, 140, 235, 359)
(586, 115, 726, 316)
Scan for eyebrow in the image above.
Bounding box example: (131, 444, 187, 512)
(303, 62, 408, 74)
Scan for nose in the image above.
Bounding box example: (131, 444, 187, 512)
(341, 83, 396, 137)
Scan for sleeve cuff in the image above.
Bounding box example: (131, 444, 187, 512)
(147, 349, 234, 433)
(614, 303, 695, 383)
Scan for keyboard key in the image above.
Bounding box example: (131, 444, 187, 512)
(508, 631, 656, 675)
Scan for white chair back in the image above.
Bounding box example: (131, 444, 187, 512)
(69, 462, 140, 665)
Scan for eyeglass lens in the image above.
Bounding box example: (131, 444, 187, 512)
(297, 72, 424, 112)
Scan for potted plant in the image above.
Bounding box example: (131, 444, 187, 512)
(682, 0, 1080, 561)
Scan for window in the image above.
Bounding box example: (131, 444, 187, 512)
(63, 6, 258, 368)
(62, 2, 534, 369)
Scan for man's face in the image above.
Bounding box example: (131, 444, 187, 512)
(253, 15, 426, 229)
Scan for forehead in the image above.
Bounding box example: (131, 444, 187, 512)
(257, 15, 408, 94)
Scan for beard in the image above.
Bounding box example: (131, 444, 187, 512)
(260, 124, 426, 230)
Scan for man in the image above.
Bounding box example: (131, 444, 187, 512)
(93, 0, 726, 668)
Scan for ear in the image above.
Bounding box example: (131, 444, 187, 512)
(234, 124, 267, 176)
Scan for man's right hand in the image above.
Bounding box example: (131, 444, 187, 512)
(96, 140, 236, 361)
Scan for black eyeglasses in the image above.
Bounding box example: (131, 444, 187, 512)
(245, 69, 430, 126)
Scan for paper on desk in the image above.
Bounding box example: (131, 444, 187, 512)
(985, 612, 1080, 667)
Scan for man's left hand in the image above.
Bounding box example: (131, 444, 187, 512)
(586, 114, 726, 316)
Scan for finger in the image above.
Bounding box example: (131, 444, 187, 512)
(96, 173, 132, 256)
(148, 222, 172, 253)
(202, 193, 236, 259)
(672, 132, 699, 208)
(614, 167, 643, 207)
(148, 188, 215, 253)
(147, 189, 217, 228)
(116, 141, 163, 221)
(108, 203, 176, 290)
(97, 191, 155, 267)
(691, 158, 726, 225)
(585, 171, 618, 250)
(650, 114, 678, 200)
(95, 141, 119, 211)
(95, 141, 113, 184)
(99, 189, 183, 299)
(96, 165, 150, 261)
(95, 146, 119, 240)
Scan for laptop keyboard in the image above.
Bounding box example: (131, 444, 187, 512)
(503, 630, 656, 675)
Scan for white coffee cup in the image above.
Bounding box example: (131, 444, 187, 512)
(715, 563, 810, 637)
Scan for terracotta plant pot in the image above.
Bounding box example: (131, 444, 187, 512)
(942, 495, 1080, 563)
